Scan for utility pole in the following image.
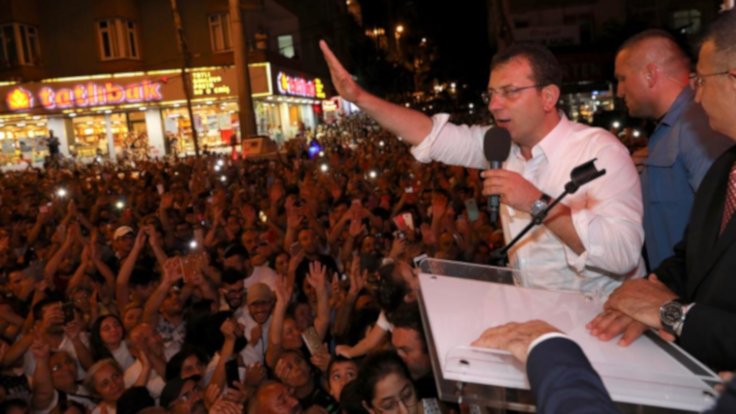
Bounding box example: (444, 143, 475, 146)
(169, 0, 200, 157)
(490, 0, 514, 51)
(229, 0, 258, 142)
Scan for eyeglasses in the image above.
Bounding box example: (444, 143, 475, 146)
(375, 385, 417, 413)
(481, 84, 543, 104)
(690, 70, 732, 88)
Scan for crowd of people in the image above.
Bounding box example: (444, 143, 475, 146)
(0, 111, 501, 413)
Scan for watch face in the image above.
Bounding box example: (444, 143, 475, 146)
(531, 200, 547, 216)
(661, 302, 683, 326)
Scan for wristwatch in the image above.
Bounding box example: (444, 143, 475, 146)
(659, 299, 693, 337)
(530, 193, 552, 217)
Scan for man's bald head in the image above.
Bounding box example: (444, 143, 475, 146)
(618, 30, 691, 77)
(615, 30, 692, 119)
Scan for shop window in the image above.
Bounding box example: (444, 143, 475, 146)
(672, 9, 701, 35)
(97, 18, 140, 60)
(277, 34, 295, 58)
(0, 23, 42, 67)
(208, 14, 232, 52)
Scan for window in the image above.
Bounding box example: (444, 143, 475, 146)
(0, 23, 42, 67)
(277, 34, 294, 58)
(208, 14, 232, 52)
(97, 18, 140, 60)
(672, 9, 701, 35)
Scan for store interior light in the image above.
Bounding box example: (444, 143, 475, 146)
(69, 113, 77, 117)
(139, 106, 147, 111)
(105, 110, 112, 114)
(320, 163, 329, 172)
(368, 170, 378, 179)
(57, 188, 68, 198)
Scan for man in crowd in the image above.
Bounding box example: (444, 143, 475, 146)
(320, 41, 645, 295)
(390, 303, 435, 399)
(223, 243, 277, 290)
(589, 10, 736, 372)
(238, 282, 275, 366)
(614, 29, 731, 271)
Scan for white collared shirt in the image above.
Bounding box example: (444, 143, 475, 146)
(411, 113, 645, 295)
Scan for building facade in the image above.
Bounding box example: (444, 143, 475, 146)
(0, 0, 350, 166)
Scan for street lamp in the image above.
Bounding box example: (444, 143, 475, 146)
(395, 24, 405, 56)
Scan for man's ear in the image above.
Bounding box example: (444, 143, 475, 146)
(644, 63, 658, 87)
(542, 85, 560, 112)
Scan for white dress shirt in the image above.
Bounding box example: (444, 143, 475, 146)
(411, 113, 645, 295)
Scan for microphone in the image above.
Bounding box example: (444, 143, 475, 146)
(483, 127, 512, 227)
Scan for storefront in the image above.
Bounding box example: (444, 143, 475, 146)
(0, 62, 330, 167)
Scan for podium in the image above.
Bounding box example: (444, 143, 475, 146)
(415, 258, 720, 413)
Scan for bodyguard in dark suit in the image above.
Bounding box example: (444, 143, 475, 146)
(588, 10, 736, 373)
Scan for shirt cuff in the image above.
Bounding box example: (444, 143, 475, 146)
(410, 113, 451, 163)
(527, 332, 571, 357)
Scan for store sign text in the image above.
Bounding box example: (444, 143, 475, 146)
(5, 80, 163, 112)
(192, 71, 231, 96)
(277, 72, 326, 99)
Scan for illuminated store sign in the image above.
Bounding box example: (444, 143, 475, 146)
(5, 80, 163, 112)
(6, 87, 34, 111)
(276, 72, 326, 99)
(192, 71, 231, 96)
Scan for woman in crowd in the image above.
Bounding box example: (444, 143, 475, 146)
(89, 314, 134, 370)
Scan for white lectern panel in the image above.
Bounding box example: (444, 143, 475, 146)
(419, 273, 719, 412)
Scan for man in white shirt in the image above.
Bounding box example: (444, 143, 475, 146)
(320, 41, 645, 295)
(238, 282, 275, 366)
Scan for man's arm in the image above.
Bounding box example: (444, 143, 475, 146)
(473, 320, 618, 414)
(679, 305, 736, 372)
(483, 141, 643, 274)
(320, 41, 433, 145)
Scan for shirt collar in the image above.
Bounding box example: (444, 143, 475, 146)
(511, 113, 570, 163)
(659, 87, 693, 127)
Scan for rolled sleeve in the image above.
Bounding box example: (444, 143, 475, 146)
(567, 143, 645, 276)
(410, 113, 489, 169)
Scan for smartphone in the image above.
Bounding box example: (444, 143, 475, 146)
(62, 302, 75, 324)
(405, 186, 414, 194)
(224, 358, 240, 387)
(465, 198, 480, 222)
(301, 326, 322, 355)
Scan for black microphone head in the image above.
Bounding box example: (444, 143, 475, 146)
(483, 127, 512, 163)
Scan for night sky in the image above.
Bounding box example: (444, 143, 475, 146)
(358, 0, 492, 93)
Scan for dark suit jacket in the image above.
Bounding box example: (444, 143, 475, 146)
(527, 337, 618, 414)
(655, 144, 736, 371)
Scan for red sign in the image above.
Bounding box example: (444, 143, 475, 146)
(5, 80, 163, 112)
